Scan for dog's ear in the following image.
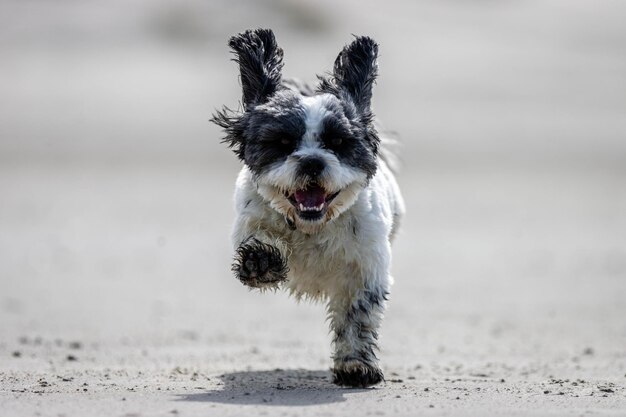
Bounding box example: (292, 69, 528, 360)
(322, 36, 379, 112)
(228, 29, 284, 109)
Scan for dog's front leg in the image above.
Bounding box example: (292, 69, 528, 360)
(328, 282, 388, 388)
(230, 198, 291, 290)
(231, 234, 289, 289)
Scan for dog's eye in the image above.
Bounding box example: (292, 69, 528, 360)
(325, 137, 344, 149)
(261, 133, 297, 149)
(330, 137, 343, 147)
(321, 120, 350, 152)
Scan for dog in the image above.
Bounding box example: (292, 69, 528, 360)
(212, 29, 404, 388)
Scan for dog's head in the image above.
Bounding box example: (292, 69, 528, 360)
(213, 29, 380, 233)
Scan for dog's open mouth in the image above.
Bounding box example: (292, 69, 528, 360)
(286, 184, 340, 221)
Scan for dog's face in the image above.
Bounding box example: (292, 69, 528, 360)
(242, 89, 378, 232)
(214, 29, 380, 232)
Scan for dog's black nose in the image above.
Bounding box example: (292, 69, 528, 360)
(298, 157, 326, 178)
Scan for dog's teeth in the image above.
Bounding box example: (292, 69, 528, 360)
(297, 203, 326, 212)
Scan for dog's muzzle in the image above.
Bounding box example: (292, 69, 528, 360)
(285, 183, 340, 221)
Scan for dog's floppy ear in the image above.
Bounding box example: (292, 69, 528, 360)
(228, 28, 284, 109)
(320, 36, 379, 112)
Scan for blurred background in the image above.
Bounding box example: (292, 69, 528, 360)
(1, 0, 625, 378)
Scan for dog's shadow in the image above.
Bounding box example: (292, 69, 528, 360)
(176, 369, 368, 406)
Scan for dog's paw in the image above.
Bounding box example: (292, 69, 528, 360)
(332, 360, 384, 388)
(233, 238, 288, 289)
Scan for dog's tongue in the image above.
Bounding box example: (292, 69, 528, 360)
(294, 185, 326, 208)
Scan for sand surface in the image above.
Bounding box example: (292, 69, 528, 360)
(1, 0, 625, 415)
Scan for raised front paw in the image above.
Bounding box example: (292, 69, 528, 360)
(232, 238, 288, 289)
(332, 359, 384, 388)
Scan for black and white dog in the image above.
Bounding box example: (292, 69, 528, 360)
(213, 29, 404, 388)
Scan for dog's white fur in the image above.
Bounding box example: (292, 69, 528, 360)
(233, 94, 404, 300)
(231, 96, 404, 386)
(215, 29, 404, 387)
(233, 156, 403, 301)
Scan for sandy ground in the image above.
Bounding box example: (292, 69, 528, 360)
(1, 165, 626, 416)
(1, 0, 626, 416)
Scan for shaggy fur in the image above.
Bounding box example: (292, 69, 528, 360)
(212, 28, 404, 388)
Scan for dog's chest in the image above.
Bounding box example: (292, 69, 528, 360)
(282, 213, 363, 298)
